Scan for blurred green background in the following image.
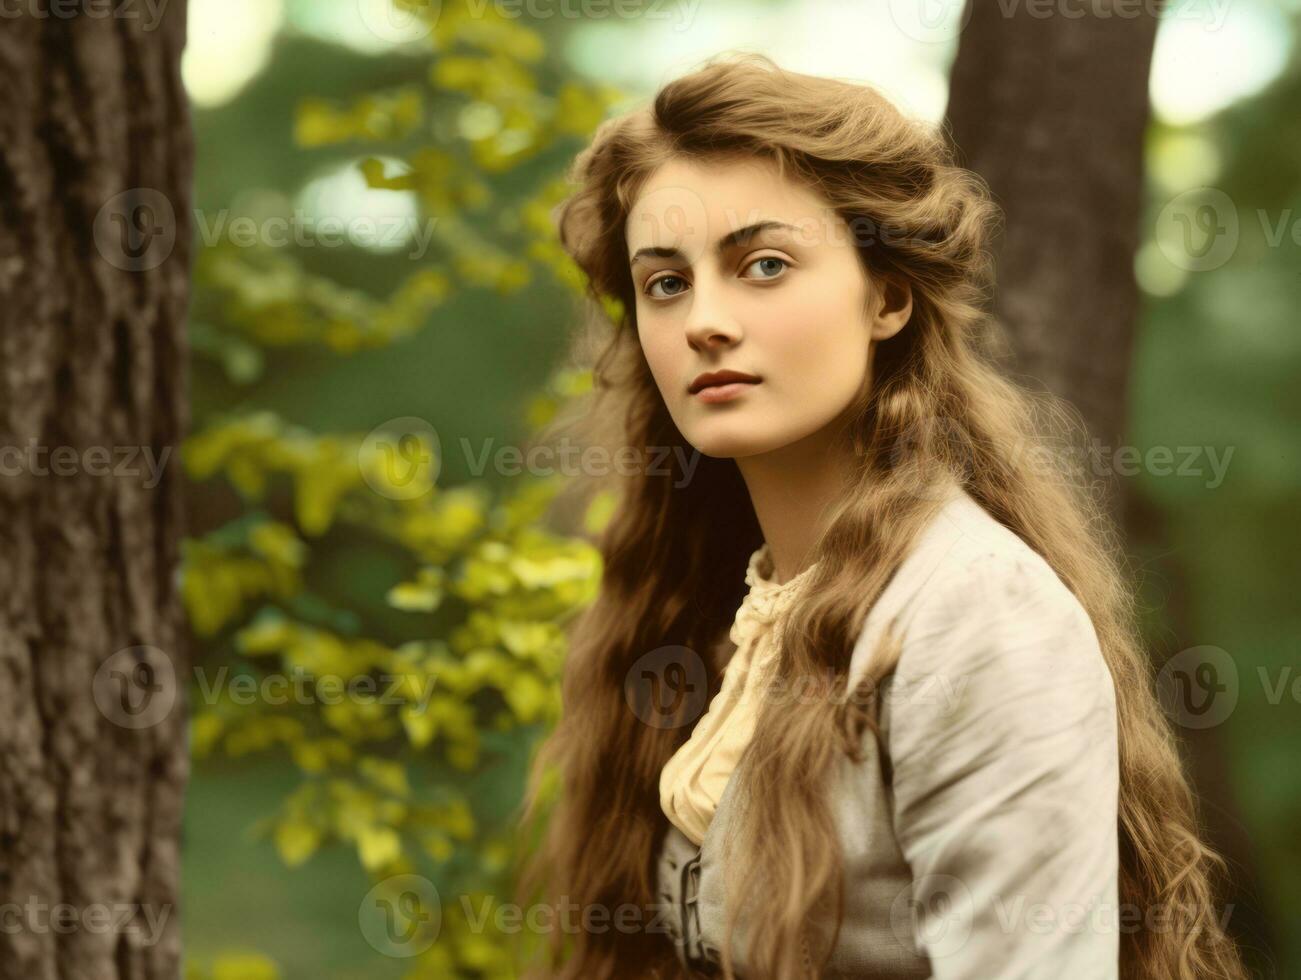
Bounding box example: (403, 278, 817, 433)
(177, 1, 1300, 977)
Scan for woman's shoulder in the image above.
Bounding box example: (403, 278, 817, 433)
(848, 486, 1105, 690)
(903, 485, 1063, 580)
(912, 488, 1090, 620)
(853, 487, 1119, 805)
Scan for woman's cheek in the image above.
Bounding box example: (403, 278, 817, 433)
(640, 328, 678, 397)
(779, 323, 870, 414)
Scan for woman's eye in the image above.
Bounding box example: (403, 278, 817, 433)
(646, 274, 689, 299)
(742, 256, 789, 280)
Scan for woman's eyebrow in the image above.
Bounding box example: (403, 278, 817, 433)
(629, 219, 798, 267)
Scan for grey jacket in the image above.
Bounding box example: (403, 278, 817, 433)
(655, 487, 1121, 978)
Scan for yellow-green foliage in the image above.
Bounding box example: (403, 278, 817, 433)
(183, 3, 625, 974)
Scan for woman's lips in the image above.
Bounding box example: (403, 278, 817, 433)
(693, 380, 761, 404)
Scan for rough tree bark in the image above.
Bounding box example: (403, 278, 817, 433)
(0, 5, 192, 979)
(946, 0, 1157, 457)
(945, 0, 1275, 972)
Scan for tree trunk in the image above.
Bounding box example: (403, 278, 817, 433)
(946, 0, 1158, 464)
(0, 6, 192, 979)
(945, 1, 1275, 973)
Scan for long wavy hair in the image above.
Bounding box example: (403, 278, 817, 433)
(511, 53, 1246, 980)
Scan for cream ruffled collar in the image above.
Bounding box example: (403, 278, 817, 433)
(728, 542, 822, 649)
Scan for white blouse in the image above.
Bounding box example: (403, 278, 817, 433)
(658, 542, 822, 846)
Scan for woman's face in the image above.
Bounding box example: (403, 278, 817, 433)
(625, 155, 910, 460)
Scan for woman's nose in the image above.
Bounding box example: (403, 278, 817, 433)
(683, 278, 742, 350)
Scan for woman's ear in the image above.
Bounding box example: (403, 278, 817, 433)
(869, 275, 913, 341)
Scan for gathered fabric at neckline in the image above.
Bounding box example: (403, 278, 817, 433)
(659, 542, 822, 846)
(729, 542, 821, 651)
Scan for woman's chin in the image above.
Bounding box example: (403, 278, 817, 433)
(684, 432, 780, 461)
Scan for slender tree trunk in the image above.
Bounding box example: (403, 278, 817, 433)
(0, 5, 192, 979)
(945, 1, 1275, 973)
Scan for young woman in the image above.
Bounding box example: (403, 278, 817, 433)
(514, 54, 1246, 980)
